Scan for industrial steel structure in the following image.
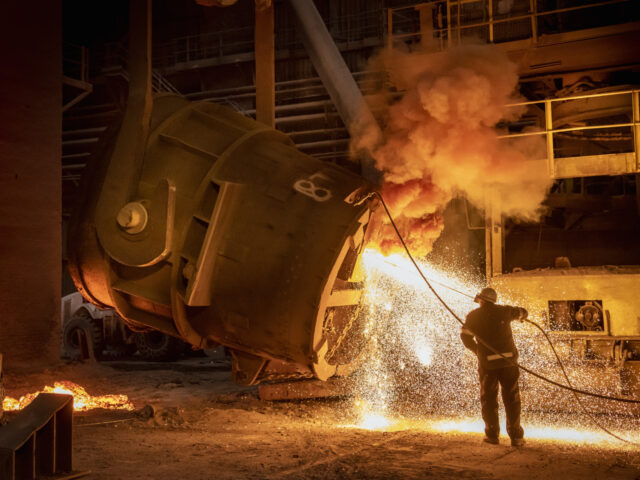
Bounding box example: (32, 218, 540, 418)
(60, 0, 640, 394)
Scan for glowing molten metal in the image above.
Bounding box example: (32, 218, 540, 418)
(2, 381, 135, 412)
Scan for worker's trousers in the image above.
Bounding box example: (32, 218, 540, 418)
(478, 365, 524, 440)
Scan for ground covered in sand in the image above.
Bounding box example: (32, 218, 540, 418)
(3, 358, 640, 480)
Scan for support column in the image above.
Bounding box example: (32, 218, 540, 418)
(633, 91, 640, 215)
(485, 189, 503, 278)
(529, 0, 538, 43)
(0, 0, 62, 369)
(255, 1, 275, 127)
(416, 4, 435, 51)
(488, 0, 494, 43)
(545, 98, 555, 177)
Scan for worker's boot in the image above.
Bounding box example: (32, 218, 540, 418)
(510, 438, 525, 447)
(483, 436, 499, 445)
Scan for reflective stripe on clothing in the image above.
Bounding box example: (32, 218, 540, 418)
(487, 352, 513, 361)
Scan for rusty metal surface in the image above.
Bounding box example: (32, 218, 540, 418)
(67, 0, 378, 385)
(68, 95, 377, 384)
(0, 393, 82, 480)
(258, 377, 355, 401)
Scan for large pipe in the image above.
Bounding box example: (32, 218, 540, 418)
(287, 0, 382, 183)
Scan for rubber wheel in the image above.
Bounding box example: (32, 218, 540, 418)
(135, 331, 185, 362)
(101, 342, 137, 360)
(62, 309, 105, 360)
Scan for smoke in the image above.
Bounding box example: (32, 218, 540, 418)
(354, 45, 550, 257)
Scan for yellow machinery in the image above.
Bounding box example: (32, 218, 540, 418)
(487, 89, 640, 396)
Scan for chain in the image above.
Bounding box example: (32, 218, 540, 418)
(258, 371, 315, 383)
(325, 303, 363, 362)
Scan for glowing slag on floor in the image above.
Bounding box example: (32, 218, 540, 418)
(429, 417, 614, 443)
(358, 413, 395, 430)
(2, 381, 135, 412)
(348, 248, 640, 447)
(347, 399, 397, 430)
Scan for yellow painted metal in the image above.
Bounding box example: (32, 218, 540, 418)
(491, 269, 640, 337)
(554, 152, 636, 179)
(484, 189, 502, 278)
(68, 96, 376, 384)
(499, 90, 640, 179)
(545, 98, 555, 178)
(485, 87, 640, 356)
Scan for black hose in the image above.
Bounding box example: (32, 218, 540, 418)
(522, 318, 639, 445)
(373, 191, 640, 444)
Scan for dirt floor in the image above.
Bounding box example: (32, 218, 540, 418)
(3, 358, 640, 480)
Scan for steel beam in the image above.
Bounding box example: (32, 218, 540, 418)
(254, 2, 275, 127)
(287, 0, 381, 182)
(0, 393, 84, 480)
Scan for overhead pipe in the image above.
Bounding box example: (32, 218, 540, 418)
(287, 0, 382, 183)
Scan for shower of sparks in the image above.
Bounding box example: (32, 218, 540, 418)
(2, 381, 135, 412)
(345, 414, 639, 448)
(427, 417, 618, 443)
(347, 248, 640, 447)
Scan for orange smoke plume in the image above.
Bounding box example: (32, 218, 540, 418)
(355, 45, 549, 257)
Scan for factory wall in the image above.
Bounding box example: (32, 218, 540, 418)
(0, 0, 62, 369)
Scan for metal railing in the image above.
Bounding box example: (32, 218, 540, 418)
(498, 89, 640, 178)
(137, 8, 385, 70)
(99, 46, 181, 94)
(387, 0, 636, 50)
(63, 42, 93, 112)
(63, 41, 89, 83)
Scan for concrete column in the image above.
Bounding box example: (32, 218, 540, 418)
(0, 0, 62, 369)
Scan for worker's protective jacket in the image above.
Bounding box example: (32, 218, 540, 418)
(461, 303, 526, 370)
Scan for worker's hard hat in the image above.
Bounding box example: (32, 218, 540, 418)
(475, 287, 497, 304)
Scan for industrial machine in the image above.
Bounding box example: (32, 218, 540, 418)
(68, 0, 640, 397)
(61, 292, 190, 361)
(487, 88, 640, 396)
(67, 95, 376, 385)
(67, 0, 380, 387)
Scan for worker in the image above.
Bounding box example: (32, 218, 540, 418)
(460, 287, 527, 447)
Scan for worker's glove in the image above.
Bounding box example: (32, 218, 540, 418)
(519, 308, 529, 321)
